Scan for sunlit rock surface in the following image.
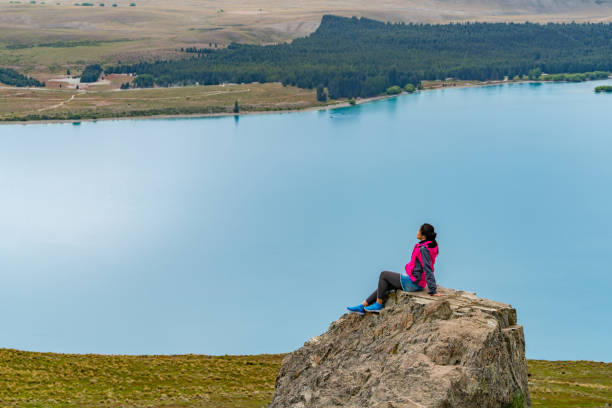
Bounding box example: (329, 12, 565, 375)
(269, 287, 531, 408)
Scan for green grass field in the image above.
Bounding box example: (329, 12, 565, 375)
(528, 360, 612, 407)
(1, 348, 610, 407)
(0, 348, 284, 407)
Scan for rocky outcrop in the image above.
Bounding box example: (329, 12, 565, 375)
(269, 287, 531, 408)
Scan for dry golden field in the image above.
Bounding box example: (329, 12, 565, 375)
(0, 82, 332, 122)
(2, 0, 612, 75)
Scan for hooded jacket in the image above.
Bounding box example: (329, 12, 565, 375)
(402, 240, 439, 295)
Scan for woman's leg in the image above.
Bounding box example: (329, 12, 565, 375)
(364, 289, 378, 306)
(378, 271, 402, 301)
(364, 271, 402, 305)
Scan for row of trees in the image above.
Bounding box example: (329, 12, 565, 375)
(7, 39, 118, 49)
(0, 67, 44, 87)
(539, 71, 609, 82)
(102, 15, 612, 98)
(181, 47, 215, 54)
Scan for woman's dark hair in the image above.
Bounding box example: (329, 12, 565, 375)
(420, 223, 438, 247)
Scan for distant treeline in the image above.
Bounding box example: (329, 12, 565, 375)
(181, 47, 215, 54)
(540, 71, 610, 82)
(0, 67, 44, 87)
(103, 15, 612, 98)
(5, 38, 129, 50)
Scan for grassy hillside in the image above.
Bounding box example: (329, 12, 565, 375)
(2, 0, 612, 75)
(1, 348, 610, 407)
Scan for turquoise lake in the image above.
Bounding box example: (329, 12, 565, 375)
(1, 80, 611, 361)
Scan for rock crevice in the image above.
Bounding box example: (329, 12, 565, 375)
(269, 287, 531, 408)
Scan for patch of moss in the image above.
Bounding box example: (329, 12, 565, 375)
(506, 392, 526, 408)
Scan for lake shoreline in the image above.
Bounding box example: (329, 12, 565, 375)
(0, 80, 517, 126)
(3, 77, 608, 126)
(0, 92, 394, 126)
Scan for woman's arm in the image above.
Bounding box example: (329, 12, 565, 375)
(419, 246, 437, 295)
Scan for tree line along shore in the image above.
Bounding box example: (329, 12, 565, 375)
(76, 15, 612, 98)
(0, 75, 608, 123)
(2, 14, 612, 122)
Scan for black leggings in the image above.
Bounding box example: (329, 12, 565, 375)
(365, 271, 402, 305)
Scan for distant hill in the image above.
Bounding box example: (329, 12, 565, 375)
(2, 0, 612, 75)
(105, 15, 612, 98)
(437, 0, 612, 14)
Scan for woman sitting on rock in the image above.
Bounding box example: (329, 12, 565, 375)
(347, 223, 441, 315)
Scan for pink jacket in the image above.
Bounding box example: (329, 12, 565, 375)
(404, 240, 439, 293)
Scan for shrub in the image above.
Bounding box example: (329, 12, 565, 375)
(528, 68, 542, 80)
(595, 85, 612, 93)
(403, 83, 416, 93)
(386, 85, 402, 95)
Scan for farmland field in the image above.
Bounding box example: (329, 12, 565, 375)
(0, 82, 330, 121)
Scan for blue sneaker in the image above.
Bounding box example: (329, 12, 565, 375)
(364, 302, 383, 313)
(346, 304, 365, 315)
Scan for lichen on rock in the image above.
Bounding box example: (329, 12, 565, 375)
(268, 287, 531, 408)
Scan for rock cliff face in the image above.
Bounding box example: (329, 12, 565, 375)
(269, 288, 531, 408)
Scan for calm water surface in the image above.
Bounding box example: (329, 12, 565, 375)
(1, 80, 611, 360)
